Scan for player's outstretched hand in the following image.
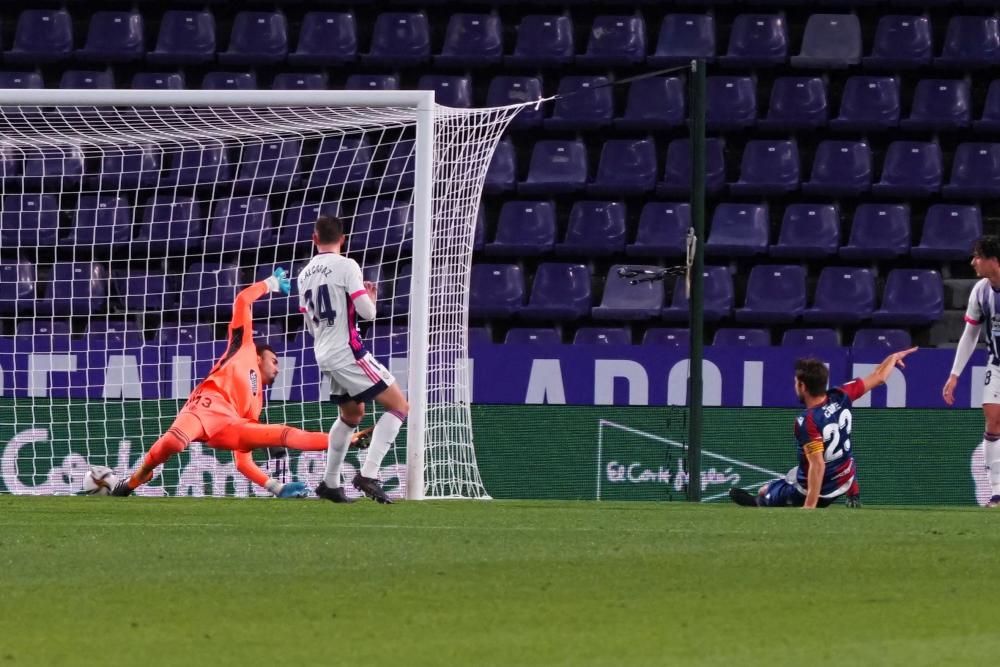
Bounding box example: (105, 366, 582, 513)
(266, 267, 291, 295)
(276, 481, 309, 498)
(886, 346, 918, 369)
(364, 280, 377, 301)
(942, 374, 958, 406)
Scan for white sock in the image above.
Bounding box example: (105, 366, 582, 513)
(264, 478, 283, 496)
(360, 411, 405, 478)
(323, 417, 356, 488)
(986, 437, 1000, 496)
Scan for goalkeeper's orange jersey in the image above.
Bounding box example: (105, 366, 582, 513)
(195, 281, 269, 422)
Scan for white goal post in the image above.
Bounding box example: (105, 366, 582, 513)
(0, 89, 525, 499)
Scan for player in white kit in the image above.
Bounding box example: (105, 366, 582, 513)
(298, 215, 409, 504)
(943, 235, 1000, 507)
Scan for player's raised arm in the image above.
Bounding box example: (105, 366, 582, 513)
(229, 267, 291, 335)
(860, 347, 918, 395)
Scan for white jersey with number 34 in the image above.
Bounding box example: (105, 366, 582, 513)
(297, 252, 370, 371)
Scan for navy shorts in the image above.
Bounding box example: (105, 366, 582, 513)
(759, 479, 834, 508)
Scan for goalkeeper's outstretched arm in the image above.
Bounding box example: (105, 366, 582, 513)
(229, 268, 291, 336)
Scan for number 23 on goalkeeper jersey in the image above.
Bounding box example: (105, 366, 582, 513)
(298, 252, 370, 371)
(793, 378, 865, 499)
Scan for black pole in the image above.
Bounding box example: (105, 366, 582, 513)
(686, 59, 706, 503)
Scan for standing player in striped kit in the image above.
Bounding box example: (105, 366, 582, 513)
(298, 215, 409, 504)
(943, 235, 1000, 507)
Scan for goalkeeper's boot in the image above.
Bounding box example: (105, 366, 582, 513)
(349, 426, 374, 450)
(110, 480, 134, 497)
(728, 487, 760, 507)
(845, 493, 862, 509)
(277, 481, 310, 499)
(352, 474, 393, 504)
(316, 481, 356, 504)
(987, 495, 1000, 508)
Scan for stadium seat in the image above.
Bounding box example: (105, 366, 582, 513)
(862, 15, 932, 69)
(148, 10, 216, 65)
(15, 320, 72, 351)
(734, 265, 807, 324)
(22, 147, 84, 189)
(0, 261, 36, 316)
(345, 74, 399, 91)
(366, 325, 409, 357)
(162, 145, 233, 187)
(935, 16, 1000, 69)
(911, 204, 982, 261)
(288, 12, 357, 65)
(308, 136, 373, 192)
(5, 9, 73, 63)
(435, 13, 503, 67)
(577, 15, 646, 66)
(468, 327, 493, 347)
(658, 138, 726, 196)
(614, 76, 685, 130)
(840, 204, 910, 260)
(729, 139, 800, 195)
(770, 204, 840, 259)
(0, 72, 42, 89)
(626, 202, 691, 258)
(485, 201, 556, 257)
(518, 140, 588, 195)
(76, 11, 144, 63)
(589, 139, 657, 195)
(592, 265, 664, 321)
(155, 325, 214, 348)
(219, 11, 289, 66)
(662, 267, 733, 322)
(505, 328, 561, 345)
(852, 328, 912, 350)
(205, 197, 275, 253)
(975, 80, 1000, 131)
(202, 72, 258, 90)
(719, 14, 788, 67)
(872, 141, 943, 198)
(713, 328, 771, 347)
(362, 12, 431, 66)
(872, 269, 944, 326)
(487, 76, 544, 129)
(801, 140, 872, 196)
(234, 140, 302, 192)
(943, 143, 1000, 198)
(643, 328, 689, 347)
(520, 263, 592, 321)
(114, 270, 180, 314)
(417, 75, 473, 108)
(705, 203, 769, 256)
(545, 76, 614, 130)
(803, 266, 876, 324)
(131, 72, 185, 90)
(830, 76, 900, 130)
(272, 73, 328, 90)
(648, 14, 716, 66)
(375, 138, 416, 191)
(791, 14, 862, 68)
(484, 138, 516, 194)
(758, 77, 828, 129)
(556, 201, 626, 257)
(574, 328, 630, 346)
(278, 201, 340, 249)
(134, 196, 207, 255)
(67, 196, 133, 249)
(352, 198, 412, 255)
(706, 76, 757, 130)
(506, 15, 574, 66)
(781, 329, 839, 347)
(901, 79, 971, 130)
(1, 194, 60, 247)
(37, 263, 109, 317)
(180, 263, 241, 321)
(469, 264, 525, 318)
(473, 208, 486, 253)
(60, 70, 115, 89)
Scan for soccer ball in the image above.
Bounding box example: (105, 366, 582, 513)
(82, 466, 119, 496)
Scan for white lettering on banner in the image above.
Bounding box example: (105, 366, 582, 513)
(28, 354, 77, 397)
(666, 360, 723, 405)
(269, 355, 296, 400)
(604, 458, 740, 490)
(742, 361, 764, 406)
(525, 359, 566, 404)
(102, 355, 143, 399)
(851, 363, 906, 407)
(171, 355, 193, 399)
(594, 360, 649, 405)
(971, 366, 987, 408)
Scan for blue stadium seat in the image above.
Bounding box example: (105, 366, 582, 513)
(506, 15, 574, 66)
(556, 201, 626, 257)
(713, 328, 770, 347)
(935, 16, 1000, 69)
(163, 145, 232, 187)
(803, 267, 875, 324)
(308, 136, 372, 192)
(801, 140, 872, 196)
(67, 196, 133, 249)
(485, 201, 556, 257)
(830, 76, 900, 130)
(219, 11, 289, 66)
(60, 70, 115, 89)
(770, 203, 840, 259)
(375, 138, 416, 192)
(781, 329, 839, 347)
(648, 14, 716, 66)
(643, 328, 689, 347)
(37, 263, 108, 317)
(662, 267, 733, 322)
(791, 14, 862, 68)
(134, 196, 206, 255)
(589, 139, 657, 196)
(719, 14, 788, 67)
(148, 10, 216, 65)
(131, 72, 185, 89)
(0, 72, 41, 89)
(706, 76, 757, 130)
(484, 138, 516, 194)
(545, 76, 613, 130)
(705, 203, 769, 256)
(574, 328, 630, 346)
(901, 79, 971, 130)
(288, 12, 357, 66)
(975, 79, 1000, 132)
(911, 204, 982, 261)
(593, 265, 664, 321)
(353, 198, 412, 255)
(872, 141, 943, 198)
(473, 207, 486, 253)
(487, 76, 543, 129)
(626, 202, 690, 258)
(735, 265, 806, 324)
(278, 201, 339, 249)
(76, 11, 144, 63)
(0, 261, 37, 316)
(205, 197, 275, 253)
(577, 15, 646, 66)
(362, 12, 430, 66)
(180, 263, 241, 321)
(863, 15, 932, 69)
(758, 77, 828, 129)
(435, 13, 503, 67)
(272, 73, 329, 90)
(468, 327, 493, 347)
(15, 320, 72, 351)
(658, 138, 726, 197)
(114, 270, 180, 314)
(615, 76, 685, 130)
(235, 140, 301, 192)
(505, 328, 560, 345)
(943, 143, 1000, 198)
(1, 194, 59, 248)
(469, 264, 525, 318)
(345, 74, 399, 90)
(22, 147, 84, 189)
(729, 139, 800, 195)
(840, 204, 910, 260)
(872, 269, 943, 326)
(852, 328, 912, 350)
(5, 9, 73, 64)
(520, 263, 592, 321)
(417, 75, 472, 108)
(202, 72, 257, 90)
(518, 140, 587, 195)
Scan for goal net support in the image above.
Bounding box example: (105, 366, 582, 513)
(0, 89, 524, 500)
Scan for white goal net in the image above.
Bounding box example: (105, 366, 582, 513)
(0, 90, 523, 500)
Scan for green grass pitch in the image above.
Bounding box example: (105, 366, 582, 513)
(2, 497, 998, 667)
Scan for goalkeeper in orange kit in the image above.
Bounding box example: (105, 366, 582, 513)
(112, 268, 362, 500)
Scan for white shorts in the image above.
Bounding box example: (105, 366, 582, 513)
(325, 352, 395, 404)
(983, 362, 1000, 405)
